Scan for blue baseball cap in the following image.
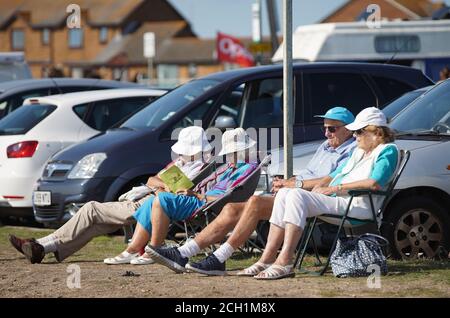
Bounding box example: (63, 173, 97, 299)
(314, 106, 355, 125)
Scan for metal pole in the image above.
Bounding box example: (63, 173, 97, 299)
(148, 57, 153, 85)
(283, 0, 293, 179)
(266, 0, 280, 55)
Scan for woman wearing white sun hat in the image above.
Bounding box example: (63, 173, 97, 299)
(248, 107, 399, 280)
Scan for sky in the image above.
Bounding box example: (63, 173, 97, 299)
(168, 0, 450, 39)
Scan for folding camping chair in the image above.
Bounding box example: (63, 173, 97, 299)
(294, 149, 410, 275)
(123, 159, 216, 243)
(178, 154, 272, 247)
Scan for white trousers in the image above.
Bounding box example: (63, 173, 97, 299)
(269, 188, 348, 230)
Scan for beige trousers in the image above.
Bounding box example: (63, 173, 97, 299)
(52, 195, 151, 261)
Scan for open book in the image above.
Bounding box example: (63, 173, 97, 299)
(158, 164, 194, 193)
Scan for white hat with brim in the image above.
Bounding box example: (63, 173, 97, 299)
(171, 126, 212, 156)
(217, 128, 257, 156)
(345, 107, 388, 131)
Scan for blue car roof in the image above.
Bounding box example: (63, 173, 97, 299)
(200, 62, 431, 82)
(0, 78, 142, 95)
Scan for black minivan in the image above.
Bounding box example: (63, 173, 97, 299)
(33, 62, 433, 225)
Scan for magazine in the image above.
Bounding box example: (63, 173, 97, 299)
(158, 164, 194, 193)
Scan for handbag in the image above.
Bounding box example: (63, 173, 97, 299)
(330, 233, 389, 278)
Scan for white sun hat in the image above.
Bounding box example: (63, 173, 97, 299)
(345, 107, 388, 131)
(217, 128, 257, 156)
(171, 126, 212, 156)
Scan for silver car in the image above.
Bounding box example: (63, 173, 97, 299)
(264, 80, 450, 259)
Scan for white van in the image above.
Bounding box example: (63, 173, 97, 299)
(272, 20, 450, 82)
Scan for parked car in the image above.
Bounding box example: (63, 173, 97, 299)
(382, 86, 433, 121)
(0, 88, 166, 219)
(265, 79, 450, 259)
(32, 62, 432, 226)
(0, 78, 147, 119)
(0, 52, 32, 83)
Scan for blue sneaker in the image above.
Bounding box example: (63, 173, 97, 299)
(144, 245, 187, 273)
(185, 254, 226, 276)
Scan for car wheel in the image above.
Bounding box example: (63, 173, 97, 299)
(384, 197, 450, 259)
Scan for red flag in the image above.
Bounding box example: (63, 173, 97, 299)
(216, 32, 255, 67)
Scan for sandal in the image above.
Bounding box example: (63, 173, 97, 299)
(104, 251, 139, 265)
(130, 253, 155, 265)
(254, 264, 295, 280)
(236, 261, 272, 276)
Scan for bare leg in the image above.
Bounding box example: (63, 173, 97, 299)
(274, 223, 302, 266)
(227, 196, 274, 249)
(258, 223, 285, 264)
(125, 223, 150, 253)
(194, 202, 246, 249)
(149, 197, 170, 247)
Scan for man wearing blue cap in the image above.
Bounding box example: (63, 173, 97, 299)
(150, 107, 357, 276)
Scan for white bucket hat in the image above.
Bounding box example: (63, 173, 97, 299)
(217, 128, 257, 156)
(171, 126, 212, 156)
(345, 107, 388, 131)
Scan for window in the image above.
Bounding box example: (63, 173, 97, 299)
(161, 95, 218, 139)
(84, 97, 152, 131)
(0, 104, 57, 135)
(72, 103, 89, 120)
(157, 64, 179, 87)
(303, 72, 377, 124)
(99, 27, 108, 44)
(122, 79, 220, 130)
(375, 35, 420, 53)
(371, 76, 414, 105)
(12, 29, 24, 50)
(42, 28, 50, 45)
(210, 87, 244, 128)
(1, 88, 54, 117)
(241, 78, 284, 129)
(68, 28, 83, 48)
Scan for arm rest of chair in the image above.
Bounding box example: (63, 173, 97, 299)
(348, 189, 388, 197)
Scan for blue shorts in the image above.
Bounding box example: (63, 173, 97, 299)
(133, 192, 205, 234)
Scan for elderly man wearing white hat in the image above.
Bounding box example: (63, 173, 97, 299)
(108, 128, 259, 268)
(10, 126, 212, 264)
(249, 107, 399, 280)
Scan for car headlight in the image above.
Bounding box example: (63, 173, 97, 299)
(67, 153, 107, 179)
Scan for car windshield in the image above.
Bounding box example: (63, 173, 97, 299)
(0, 63, 32, 82)
(382, 89, 426, 121)
(0, 104, 56, 135)
(390, 80, 450, 135)
(121, 79, 220, 129)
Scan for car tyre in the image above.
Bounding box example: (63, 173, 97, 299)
(383, 196, 450, 259)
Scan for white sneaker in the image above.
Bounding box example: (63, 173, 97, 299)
(104, 251, 139, 265)
(130, 254, 155, 265)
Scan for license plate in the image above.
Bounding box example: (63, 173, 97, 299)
(33, 191, 51, 206)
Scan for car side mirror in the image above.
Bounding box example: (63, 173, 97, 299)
(214, 116, 237, 129)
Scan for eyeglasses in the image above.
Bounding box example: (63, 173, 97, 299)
(354, 128, 367, 136)
(322, 125, 344, 133)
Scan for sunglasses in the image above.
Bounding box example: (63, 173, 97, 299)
(322, 125, 344, 133)
(354, 128, 367, 136)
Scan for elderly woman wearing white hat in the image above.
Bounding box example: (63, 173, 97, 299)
(104, 126, 212, 264)
(247, 107, 399, 280)
(106, 128, 258, 267)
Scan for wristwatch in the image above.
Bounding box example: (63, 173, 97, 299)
(295, 179, 304, 189)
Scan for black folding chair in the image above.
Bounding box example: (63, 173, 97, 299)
(294, 149, 410, 275)
(178, 154, 272, 246)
